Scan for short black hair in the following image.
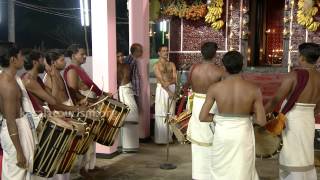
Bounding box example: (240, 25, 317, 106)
(24, 50, 43, 70)
(157, 45, 168, 52)
(298, 43, 320, 64)
(46, 49, 64, 65)
(222, 51, 243, 74)
(130, 43, 142, 54)
(0, 43, 21, 68)
(201, 42, 218, 60)
(65, 44, 85, 58)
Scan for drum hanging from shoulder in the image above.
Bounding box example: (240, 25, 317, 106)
(74, 110, 101, 154)
(254, 125, 283, 159)
(92, 97, 130, 146)
(170, 111, 191, 143)
(57, 119, 88, 174)
(33, 116, 76, 178)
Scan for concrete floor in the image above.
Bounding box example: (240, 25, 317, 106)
(71, 142, 320, 180)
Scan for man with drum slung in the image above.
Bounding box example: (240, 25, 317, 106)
(200, 51, 266, 180)
(265, 42, 320, 180)
(153, 45, 177, 144)
(0, 44, 35, 180)
(63, 44, 107, 176)
(21, 50, 87, 180)
(186, 41, 223, 180)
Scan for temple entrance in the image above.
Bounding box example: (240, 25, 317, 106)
(248, 0, 285, 66)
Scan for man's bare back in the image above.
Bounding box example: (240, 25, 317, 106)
(199, 51, 266, 126)
(117, 63, 131, 86)
(190, 63, 223, 93)
(211, 76, 261, 114)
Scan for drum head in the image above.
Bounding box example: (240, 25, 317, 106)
(48, 116, 73, 130)
(254, 126, 282, 158)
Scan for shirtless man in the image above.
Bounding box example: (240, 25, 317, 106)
(64, 44, 105, 175)
(265, 43, 320, 180)
(0, 44, 34, 180)
(44, 50, 73, 106)
(21, 50, 85, 115)
(153, 45, 177, 144)
(186, 41, 224, 180)
(117, 51, 139, 152)
(200, 51, 266, 180)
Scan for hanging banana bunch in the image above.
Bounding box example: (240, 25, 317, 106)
(297, 0, 320, 32)
(205, 0, 224, 31)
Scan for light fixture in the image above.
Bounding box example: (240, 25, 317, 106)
(80, 0, 90, 26)
(160, 20, 167, 32)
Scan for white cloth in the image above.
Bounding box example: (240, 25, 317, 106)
(1, 116, 35, 180)
(279, 103, 317, 180)
(119, 83, 139, 151)
(154, 83, 176, 144)
(71, 90, 97, 171)
(187, 93, 218, 146)
(210, 114, 259, 180)
(186, 93, 218, 180)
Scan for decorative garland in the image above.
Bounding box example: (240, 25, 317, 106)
(162, 0, 207, 21)
(297, 0, 320, 31)
(205, 0, 224, 30)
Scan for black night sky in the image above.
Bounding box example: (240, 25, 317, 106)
(0, 0, 129, 53)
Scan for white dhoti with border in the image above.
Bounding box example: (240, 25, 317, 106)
(0, 116, 35, 180)
(119, 83, 139, 152)
(186, 93, 217, 180)
(154, 84, 176, 144)
(210, 114, 259, 180)
(279, 103, 317, 180)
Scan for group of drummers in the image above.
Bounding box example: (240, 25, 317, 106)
(0, 43, 131, 180)
(160, 42, 320, 180)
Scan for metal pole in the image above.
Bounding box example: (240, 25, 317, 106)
(8, 0, 15, 42)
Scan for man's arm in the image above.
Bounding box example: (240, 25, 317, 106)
(23, 78, 57, 105)
(264, 73, 295, 113)
(153, 63, 173, 96)
(199, 85, 216, 122)
(66, 69, 96, 103)
(253, 88, 267, 126)
(2, 82, 27, 168)
(171, 62, 177, 84)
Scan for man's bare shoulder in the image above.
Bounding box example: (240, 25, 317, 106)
(0, 75, 18, 96)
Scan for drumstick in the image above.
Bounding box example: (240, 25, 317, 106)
(85, 85, 94, 101)
(88, 90, 119, 108)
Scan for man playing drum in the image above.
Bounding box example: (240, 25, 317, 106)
(64, 44, 107, 175)
(0, 44, 35, 180)
(265, 42, 320, 180)
(200, 51, 266, 180)
(153, 45, 177, 144)
(117, 51, 139, 152)
(44, 50, 74, 107)
(186, 41, 223, 180)
(21, 50, 86, 180)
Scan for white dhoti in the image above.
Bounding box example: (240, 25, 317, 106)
(279, 103, 317, 180)
(210, 114, 259, 180)
(0, 116, 35, 180)
(186, 93, 218, 180)
(119, 83, 139, 152)
(73, 90, 97, 171)
(154, 84, 176, 144)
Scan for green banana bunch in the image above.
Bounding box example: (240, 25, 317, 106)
(211, 20, 224, 30)
(307, 21, 320, 31)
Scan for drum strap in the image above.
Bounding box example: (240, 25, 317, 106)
(177, 64, 198, 115)
(281, 69, 309, 114)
